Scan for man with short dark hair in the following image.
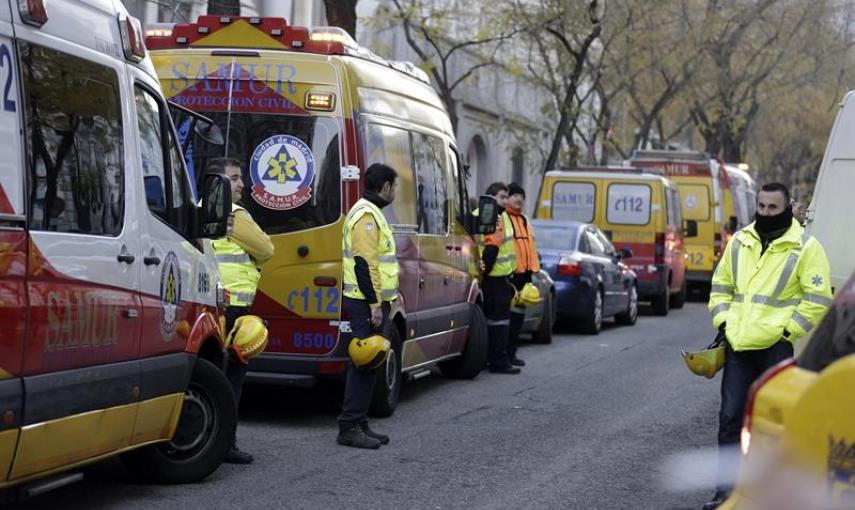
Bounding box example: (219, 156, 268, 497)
(479, 182, 520, 374)
(703, 182, 832, 509)
(338, 163, 399, 448)
(208, 157, 274, 464)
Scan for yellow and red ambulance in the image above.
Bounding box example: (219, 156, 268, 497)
(1, 0, 236, 493)
(630, 150, 719, 290)
(146, 16, 492, 416)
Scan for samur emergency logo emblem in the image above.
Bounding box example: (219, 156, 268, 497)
(160, 251, 182, 339)
(249, 134, 315, 210)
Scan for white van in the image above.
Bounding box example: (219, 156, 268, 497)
(805, 91, 855, 291)
(0, 0, 234, 494)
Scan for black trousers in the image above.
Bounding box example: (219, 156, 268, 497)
(715, 339, 794, 491)
(507, 272, 532, 359)
(337, 297, 391, 424)
(225, 306, 250, 414)
(482, 275, 513, 368)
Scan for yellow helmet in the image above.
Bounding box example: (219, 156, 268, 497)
(348, 335, 391, 370)
(513, 282, 542, 307)
(227, 315, 269, 364)
(682, 346, 725, 378)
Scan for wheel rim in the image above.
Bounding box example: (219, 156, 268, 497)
(594, 291, 603, 329)
(385, 347, 399, 393)
(164, 383, 217, 461)
(629, 286, 638, 321)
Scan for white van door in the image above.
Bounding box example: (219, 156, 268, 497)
(130, 73, 218, 361)
(806, 91, 855, 291)
(9, 34, 144, 480)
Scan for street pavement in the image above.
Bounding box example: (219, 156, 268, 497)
(15, 303, 723, 510)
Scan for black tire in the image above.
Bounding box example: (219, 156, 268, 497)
(369, 327, 403, 417)
(530, 292, 554, 344)
(651, 286, 670, 316)
(615, 283, 639, 326)
(671, 277, 687, 309)
(580, 287, 604, 335)
(440, 304, 489, 379)
(122, 357, 236, 484)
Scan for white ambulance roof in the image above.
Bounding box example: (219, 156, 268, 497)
(11, 0, 158, 79)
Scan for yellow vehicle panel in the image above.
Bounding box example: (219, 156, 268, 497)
(669, 175, 716, 274)
(724, 279, 855, 509)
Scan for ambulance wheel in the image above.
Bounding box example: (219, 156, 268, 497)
(440, 304, 488, 378)
(651, 288, 670, 316)
(531, 291, 555, 344)
(671, 278, 687, 309)
(369, 327, 403, 418)
(122, 357, 236, 484)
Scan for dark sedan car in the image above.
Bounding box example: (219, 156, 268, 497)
(531, 220, 639, 334)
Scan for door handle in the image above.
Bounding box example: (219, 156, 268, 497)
(419, 277, 425, 288)
(144, 255, 161, 266)
(117, 250, 135, 264)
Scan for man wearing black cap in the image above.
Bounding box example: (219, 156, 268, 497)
(505, 182, 540, 366)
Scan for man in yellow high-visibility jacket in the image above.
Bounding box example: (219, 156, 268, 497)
(210, 158, 274, 464)
(703, 182, 832, 510)
(338, 163, 400, 449)
(480, 182, 520, 374)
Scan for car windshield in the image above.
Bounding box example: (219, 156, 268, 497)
(532, 223, 579, 251)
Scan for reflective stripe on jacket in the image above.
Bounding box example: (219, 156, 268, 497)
(479, 210, 516, 277)
(213, 203, 263, 306)
(709, 219, 832, 351)
(342, 198, 399, 302)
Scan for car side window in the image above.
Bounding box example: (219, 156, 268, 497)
(135, 85, 192, 237)
(586, 230, 606, 257)
(21, 41, 124, 235)
(596, 230, 616, 256)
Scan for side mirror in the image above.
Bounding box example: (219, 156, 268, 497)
(195, 120, 224, 146)
(618, 247, 633, 259)
(727, 215, 738, 234)
(199, 173, 231, 238)
(474, 195, 498, 234)
(684, 219, 698, 238)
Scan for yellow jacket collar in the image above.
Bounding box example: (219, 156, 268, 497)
(741, 219, 804, 249)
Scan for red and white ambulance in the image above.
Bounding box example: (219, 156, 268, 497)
(0, 0, 235, 494)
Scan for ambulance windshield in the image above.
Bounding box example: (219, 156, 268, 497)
(173, 110, 341, 235)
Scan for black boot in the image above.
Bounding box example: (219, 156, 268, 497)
(359, 421, 390, 445)
(510, 356, 526, 367)
(224, 441, 254, 464)
(337, 422, 381, 449)
(701, 490, 730, 510)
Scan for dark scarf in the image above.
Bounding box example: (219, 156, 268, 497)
(754, 207, 793, 253)
(365, 190, 390, 209)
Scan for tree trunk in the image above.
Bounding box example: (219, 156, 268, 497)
(207, 0, 240, 16)
(323, 0, 359, 40)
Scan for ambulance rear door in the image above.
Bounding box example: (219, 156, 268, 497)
(0, 0, 25, 483)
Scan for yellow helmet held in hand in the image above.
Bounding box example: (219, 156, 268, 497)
(513, 282, 542, 307)
(227, 315, 269, 364)
(682, 345, 725, 378)
(348, 335, 391, 370)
